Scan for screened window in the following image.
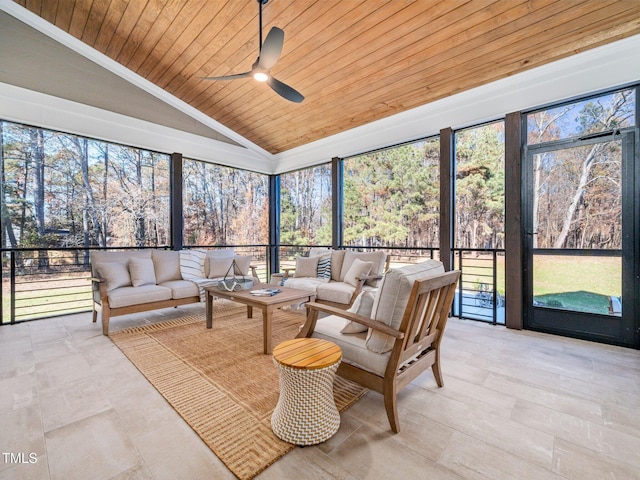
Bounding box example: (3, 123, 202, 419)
(454, 121, 505, 250)
(182, 159, 269, 246)
(343, 137, 440, 248)
(1, 121, 170, 249)
(280, 164, 332, 246)
(527, 88, 635, 145)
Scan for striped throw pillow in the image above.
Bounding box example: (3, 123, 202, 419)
(179, 249, 207, 279)
(316, 254, 332, 282)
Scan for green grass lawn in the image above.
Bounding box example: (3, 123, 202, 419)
(533, 255, 620, 315)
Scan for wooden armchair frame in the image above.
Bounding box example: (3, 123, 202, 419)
(298, 270, 461, 433)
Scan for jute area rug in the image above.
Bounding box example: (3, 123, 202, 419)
(110, 304, 367, 480)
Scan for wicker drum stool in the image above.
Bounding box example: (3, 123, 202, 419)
(271, 338, 342, 445)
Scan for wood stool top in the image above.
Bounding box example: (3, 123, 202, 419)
(273, 338, 341, 370)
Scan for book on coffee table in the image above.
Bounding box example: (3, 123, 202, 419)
(250, 288, 282, 296)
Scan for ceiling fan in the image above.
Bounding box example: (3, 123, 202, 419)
(203, 0, 304, 103)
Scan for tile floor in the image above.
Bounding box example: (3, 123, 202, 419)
(1, 304, 639, 480)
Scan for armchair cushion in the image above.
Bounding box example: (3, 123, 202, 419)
(129, 258, 157, 287)
(366, 259, 445, 353)
(310, 314, 390, 376)
(343, 258, 373, 287)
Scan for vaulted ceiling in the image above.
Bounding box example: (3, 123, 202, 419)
(11, 0, 640, 156)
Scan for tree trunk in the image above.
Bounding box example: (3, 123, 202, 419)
(31, 128, 49, 270)
(553, 144, 600, 248)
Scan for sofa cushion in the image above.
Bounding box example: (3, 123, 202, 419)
(341, 290, 376, 334)
(343, 258, 373, 287)
(295, 255, 319, 278)
(340, 251, 386, 286)
(107, 285, 172, 308)
(208, 256, 235, 279)
(94, 261, 131, 291)
(90, 250, 151, 274)
(159, 280, 200, 299)
(129, 258, 157, 287)
(151, 250, 182, 283)
(316, 282, 355, 305)
(283, 277, 324, 292)
(366, 259, 445, 354)
(311, 314, 390, 376)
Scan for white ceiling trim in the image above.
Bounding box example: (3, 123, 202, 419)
(0, 0, 274, 163)
(273, 33, 640, 174)
(0, 82, 270, 173)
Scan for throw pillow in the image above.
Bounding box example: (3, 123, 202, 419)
(295, 255, 319, 278)
(179, 249, 206, 279)
(232, 255, 252, 276)
(340, 290, 376, 334)
(343, 258, 373, 287)
(95, 261, 131, 291)
(129, 257, 157, 287)
(316, 254, 332, 282)
(208, 256, 235, 279)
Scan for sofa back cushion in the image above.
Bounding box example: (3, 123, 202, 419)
(208, 256, 235, 278)
(90, 250, 151, 277)
(151, 250, 181, 283)
(204, 248, 235, 277)
(233, 255, 253, 276)
(365, 259, 445, 354)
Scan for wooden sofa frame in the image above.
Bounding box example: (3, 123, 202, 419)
(90, 276, 200, 335)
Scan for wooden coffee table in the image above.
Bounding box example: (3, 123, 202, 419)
(205, 283, 316, 354)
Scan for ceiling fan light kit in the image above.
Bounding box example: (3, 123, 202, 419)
(203, 0, 304, 103)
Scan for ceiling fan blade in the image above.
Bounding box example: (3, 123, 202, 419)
(267, 76, 304, 103)
(258, 27, 284, 70)
(202, 71, 251, 81)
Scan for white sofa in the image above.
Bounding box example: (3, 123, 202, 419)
(270, 248, 389, 308)
(90, 248, 257, 335)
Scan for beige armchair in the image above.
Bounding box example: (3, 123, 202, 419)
(297, 260, 460, 433)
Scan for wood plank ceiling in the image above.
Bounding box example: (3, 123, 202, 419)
(14, 0, 640, 155)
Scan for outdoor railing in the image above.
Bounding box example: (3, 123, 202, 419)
(453, 248, 505, 325)
(2, 245, 504, 325)
(278, 245, 505, 325)
(0, 246, 270, 325)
